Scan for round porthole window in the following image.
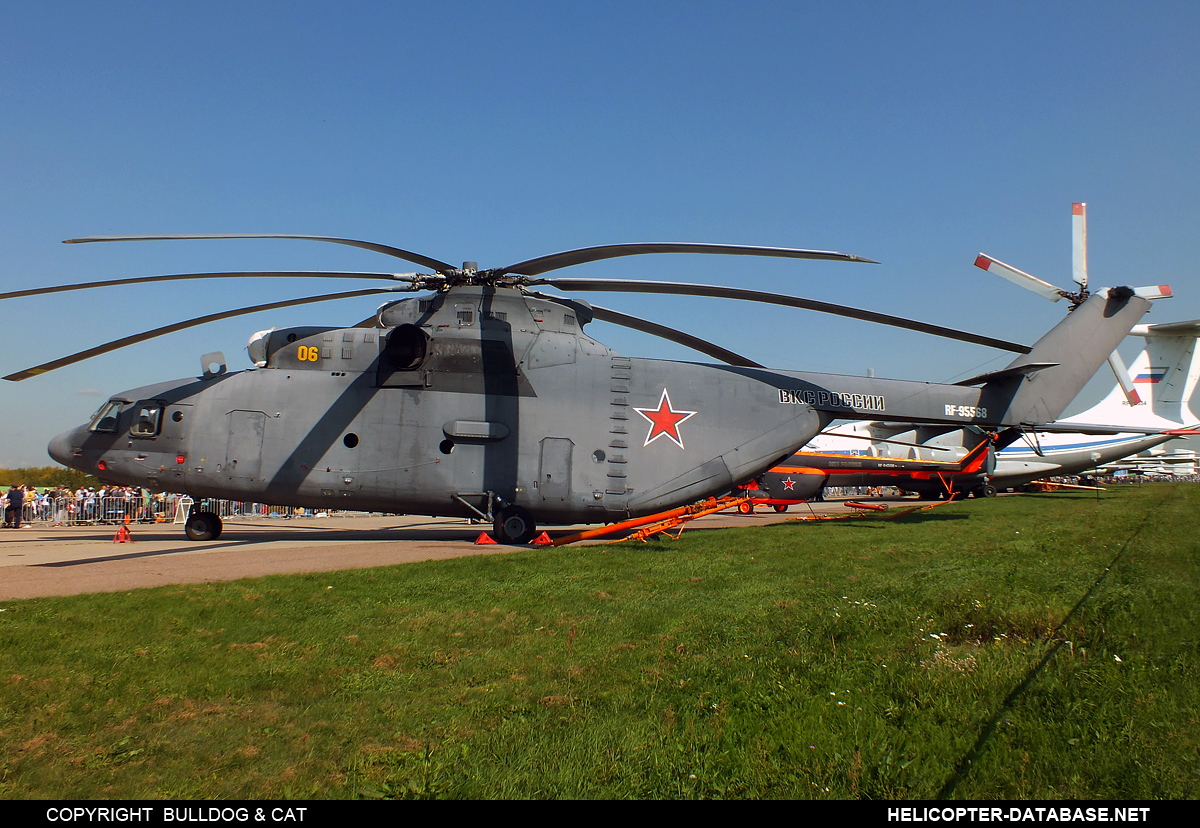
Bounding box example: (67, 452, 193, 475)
(343, 433, 359, 448)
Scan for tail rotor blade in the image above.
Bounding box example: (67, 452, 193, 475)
(1132, 285, 1173, 300)
(974, 254, 1063, 303)
(1107, 349, 1142, 406)
(1072, 203, 1088, 290)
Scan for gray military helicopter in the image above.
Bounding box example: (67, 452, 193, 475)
(3, 234, 1160, 542)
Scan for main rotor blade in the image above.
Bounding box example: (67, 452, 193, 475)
(588, 306, 766, 368)
(0, 271, 412, 302)
(536, 278, 1033, 354)
(522, 290, 763, 367)
(65, 234, 457, 273)
(3, 287, 401, 381)
(501, 242, 876, 277)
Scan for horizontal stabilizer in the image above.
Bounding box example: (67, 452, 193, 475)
(1130, 319, 1200, 337)
(954, 362, 1059, 387)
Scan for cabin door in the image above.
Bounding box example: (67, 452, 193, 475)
(224, 410, 265, 481)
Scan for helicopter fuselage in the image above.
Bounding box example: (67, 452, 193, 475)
(48, 287, 828, 526)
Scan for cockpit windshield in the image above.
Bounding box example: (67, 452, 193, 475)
(87, 400, 123, 433)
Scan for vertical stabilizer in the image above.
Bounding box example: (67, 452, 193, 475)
(980, 288, 1152, 425)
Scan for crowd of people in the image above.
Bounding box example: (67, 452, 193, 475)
(2, 485, 175, 528)
(0, 484, 349, 528)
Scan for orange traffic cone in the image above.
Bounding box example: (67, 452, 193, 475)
(474, 532, 498, 545)
(113, 524, 133, 543)
(531, 531, 553, 546)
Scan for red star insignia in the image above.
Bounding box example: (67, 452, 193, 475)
(634, 389, 697, 449)
(783, 477, 796, 491)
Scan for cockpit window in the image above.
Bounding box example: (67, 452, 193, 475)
(130, 401, 163, 437)
(88, 401, 123, 433)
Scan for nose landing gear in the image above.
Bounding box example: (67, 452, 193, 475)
(184, 509, 223, 541)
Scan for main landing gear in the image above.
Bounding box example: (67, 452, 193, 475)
(493, 505, 537, 545)
(184, 510, 223, 541)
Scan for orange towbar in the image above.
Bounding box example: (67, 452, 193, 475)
(547, 496, 750, 547)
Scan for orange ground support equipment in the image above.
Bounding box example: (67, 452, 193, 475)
(547, 496, 751, 547)
(1025, 480, 1106, 493)
(842, 500, 889, 512)
(786, 497, 955, 523)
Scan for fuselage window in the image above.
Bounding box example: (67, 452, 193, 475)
(130, 402, 163, 437)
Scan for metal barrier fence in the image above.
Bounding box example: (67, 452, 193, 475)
(4, 495, 371, 527)
(12, 481, 1197, 527)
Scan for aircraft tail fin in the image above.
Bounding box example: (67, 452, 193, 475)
(1061, 319, 1200, 428)
(981, 288, 1154, 425)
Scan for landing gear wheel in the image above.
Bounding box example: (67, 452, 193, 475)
(493, 506, 537, 545)
(773, 504, 789, 513)
(737, 500, 754, 515)
(184, 511, 223, 541)
(980, 484, 997, 498)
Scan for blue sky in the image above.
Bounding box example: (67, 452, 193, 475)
(3, 2, 1199, 467)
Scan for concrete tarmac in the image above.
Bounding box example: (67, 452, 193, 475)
(0, 499, 892, 600)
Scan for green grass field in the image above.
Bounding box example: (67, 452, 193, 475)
(2, 484, 1197, 799)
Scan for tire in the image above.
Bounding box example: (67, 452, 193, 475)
(737, 501, 754, 515)
(981, 484, 997, 498)
(773, 504, 788, 513)
(184, 511, 222, 541)
(493, 506, 537, 545)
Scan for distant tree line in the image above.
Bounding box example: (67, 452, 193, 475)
(0, 466, 101, 489)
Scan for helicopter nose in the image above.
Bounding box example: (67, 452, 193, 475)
(48, 428, 81, 467)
